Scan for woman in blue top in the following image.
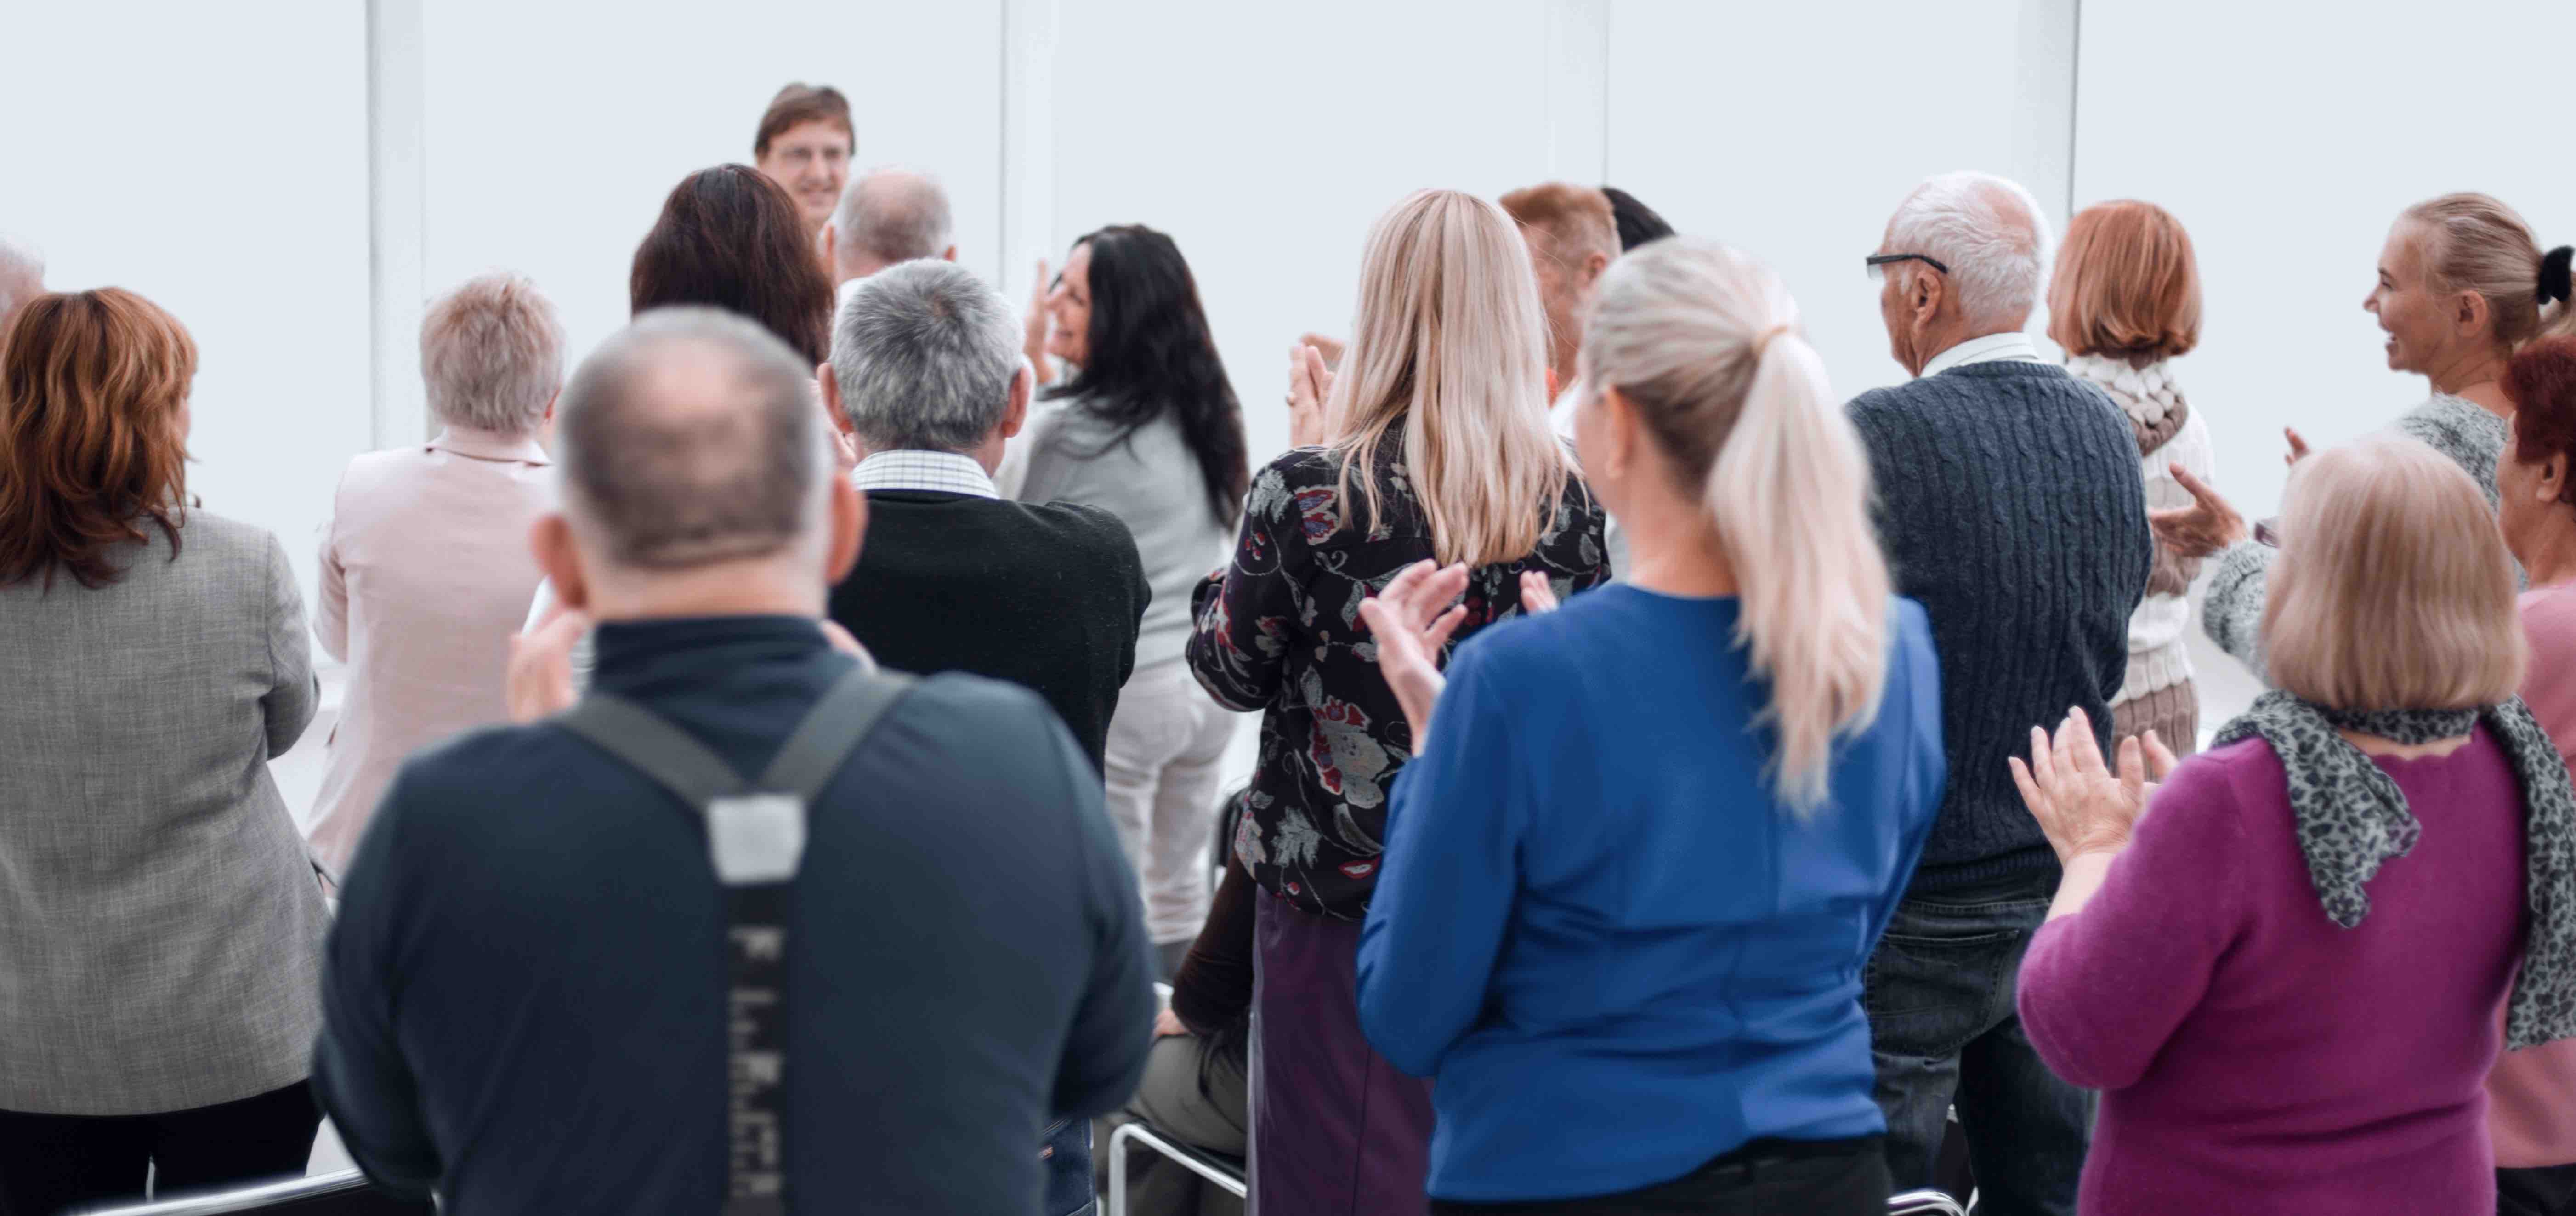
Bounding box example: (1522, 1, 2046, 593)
(1353, 237, 1948, 1215)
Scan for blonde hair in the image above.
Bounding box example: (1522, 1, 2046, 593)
(1324, 189, 1570, 566)
(1581, 237, 1892, 811)
(421, 273, 565, 435)
(2047, 200, 2201, 365)
(2402, 193, 2567, 351)
(2265, 435, 2526, 710)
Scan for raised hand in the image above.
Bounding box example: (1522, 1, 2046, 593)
(2151, 466, 2249, 558)
(1024, 258, 1055, 387)
(2284, 427, 2311, 467)
(505, 607, 590, 724)
(2008, 707, 2161, 864)
(1355, 559, 1470, 740)
(1299, 332, 1347, 372)
(1288, 342, 1336, 449)
(1519, 571, 1561, 614)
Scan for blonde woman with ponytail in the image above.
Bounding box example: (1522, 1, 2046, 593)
(1184, 188, 1609, 1216)
(1349, 238, 1945, 1215)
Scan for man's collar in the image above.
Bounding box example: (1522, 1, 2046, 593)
(1919, 331, 2047, 380)
(850, 449, 999, 499)
(428, 426, 551, 466)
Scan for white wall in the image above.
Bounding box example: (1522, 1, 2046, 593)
(1602, 0, 2078, 404)
(0, 2, 373, 600)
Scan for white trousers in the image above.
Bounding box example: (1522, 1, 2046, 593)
(1104, 662, 1239, 945)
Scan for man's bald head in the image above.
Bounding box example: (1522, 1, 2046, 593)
(830, 167, 954, 283)
(1883, 171, 2051, 330)
(0, 237, 45, 334)
(556, 307, 827, 571)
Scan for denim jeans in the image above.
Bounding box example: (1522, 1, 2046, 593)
(1044, 1116, 1096, 1216)
(1863, 873, 2091, 1216)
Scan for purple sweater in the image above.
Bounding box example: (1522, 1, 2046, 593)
(2019, 730, 2528, 1215)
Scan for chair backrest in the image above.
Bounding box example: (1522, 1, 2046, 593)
(1888, 1190, 1967, 1216)
(79, 1170, 425, 1215)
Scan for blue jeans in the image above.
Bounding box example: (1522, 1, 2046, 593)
(1044, 1116, 1095, 1216)
(1862, 873, 2091, 1216)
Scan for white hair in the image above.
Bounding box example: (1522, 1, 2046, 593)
(831, 166, 953, 270)
(1886, 171, 2052, 328)
(420, 272, 566, 435)
(0, 235, 45, 326)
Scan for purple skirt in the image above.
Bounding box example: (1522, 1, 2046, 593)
(1250, 892, 1435, 1216)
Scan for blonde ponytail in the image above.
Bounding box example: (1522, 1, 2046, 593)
(1584, 238, 1892, 812)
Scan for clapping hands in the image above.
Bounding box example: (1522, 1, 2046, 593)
(2008, 707, 2179, 864)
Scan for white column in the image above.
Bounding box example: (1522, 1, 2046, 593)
(1543, 0, 1611, 186)
(998, 0, 1061, 313)
(367, 0, 428, 449)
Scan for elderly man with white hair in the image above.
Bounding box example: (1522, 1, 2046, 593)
(820, 165, 956, 287)
(0, 236, 44, 332)
(314, 306, 1155, 1214)
(306, 272, 566, 873)
(1845, 171, 2152, 1216)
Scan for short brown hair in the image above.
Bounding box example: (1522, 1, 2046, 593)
(2046, 200, 2201, 364)
(753, 83, 852, 159)
(2265, 436, 2525, 710)
(0, 289, 198, 591)
(1499, 182, 1618, 267)
(2507, 334, 2576, 509)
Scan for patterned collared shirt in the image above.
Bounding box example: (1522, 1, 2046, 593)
(851, 450, 999, 499)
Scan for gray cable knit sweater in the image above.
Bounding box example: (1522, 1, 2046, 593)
(2202, 395, 2509, 670)
(1849, 361, 2154, 892)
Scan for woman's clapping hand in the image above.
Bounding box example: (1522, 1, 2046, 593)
(2008, 707, 2178, 864)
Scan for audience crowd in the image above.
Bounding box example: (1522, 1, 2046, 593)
(6, 75, 2576, 1216)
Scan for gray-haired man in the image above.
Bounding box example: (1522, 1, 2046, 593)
(823, 259, 1149, 779)
(314, 307, 1155, 1215)
(822, 166, 956, 287)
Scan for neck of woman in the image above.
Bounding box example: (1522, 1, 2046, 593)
(2521, 522, 2576, 591)
(2339, 729, 2476, 761)
(2431, 346, 2513, 415)
(1620, 498, 1740, 598)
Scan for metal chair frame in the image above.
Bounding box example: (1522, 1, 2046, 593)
(1889, 1188, 1969, 1215)
(80, 1170, 385, 1216)
(1105, 1119, 1246, 1216)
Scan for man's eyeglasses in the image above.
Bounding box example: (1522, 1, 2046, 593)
(1865, 252, 1951, 282)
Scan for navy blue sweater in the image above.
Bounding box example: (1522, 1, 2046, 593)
(1846, 361, 2151, 892)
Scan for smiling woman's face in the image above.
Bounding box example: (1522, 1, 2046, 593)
(2365, 222, 2453, 375)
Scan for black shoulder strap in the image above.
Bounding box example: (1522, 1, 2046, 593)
(549, 663, 918, 1216)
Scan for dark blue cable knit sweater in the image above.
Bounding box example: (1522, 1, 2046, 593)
(1847, 360, 2152, 892)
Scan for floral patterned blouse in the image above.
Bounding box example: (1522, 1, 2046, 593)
(1187, 433, 1611, 920)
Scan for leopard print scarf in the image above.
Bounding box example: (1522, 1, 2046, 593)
(2215, 691, 2576, 1049)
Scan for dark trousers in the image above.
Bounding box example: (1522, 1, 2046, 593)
(0, 1081, 322, 1216)
(1249, 895, 1435, 1216)
(1427, 1137, 1888, 1216)
(1863, 874, 2091, 1216)
(2500, 1164, 2576, 1216)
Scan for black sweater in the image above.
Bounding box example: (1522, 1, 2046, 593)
(1846, 361, 2152, 892)
(828, 490, 1150, 775)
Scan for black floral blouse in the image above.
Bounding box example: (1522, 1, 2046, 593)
(1186, 432, 1611, 920)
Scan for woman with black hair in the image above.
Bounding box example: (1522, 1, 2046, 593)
(1018, 224, 1249, 974)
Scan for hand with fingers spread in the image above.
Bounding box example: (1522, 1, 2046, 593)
(1288, 342, 1336, 449)
(1519, 571, 1561, 614)
(2008, 707, 2179, 864)
(2151, 466, 2249, 559)
(1355, 559, 1471, 740)
(1024, 258, 1056, 387)
(2284, 427, 2311, 467)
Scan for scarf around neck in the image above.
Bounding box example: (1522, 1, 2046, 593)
(2066, 353, 2190, 455)
(2214, 691, 2576, 1050)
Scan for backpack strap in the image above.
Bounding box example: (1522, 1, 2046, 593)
(550, 662, 916, 1216)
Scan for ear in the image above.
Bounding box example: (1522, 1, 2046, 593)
(531, 514, 590, 613)
(2457, 290, 2493, 340)
(816, 223, 836, 270)
(824, 476, 867, 584)
(2542, 452, 2570, 505)
(1911, 268, 1945, 324)
(817, 363, 853, 436)
(1000, 363, 1032, 441)
(1582, 250, 1611, 285)
(941, 245, 959, 263)
(543, 388, 561, 424)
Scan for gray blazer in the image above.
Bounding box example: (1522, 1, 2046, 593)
(0, 511, 326, 1114)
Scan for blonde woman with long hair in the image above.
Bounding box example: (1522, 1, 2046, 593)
(1346, 238, 1942, 1214)
(1185, 188, 1609, 1214)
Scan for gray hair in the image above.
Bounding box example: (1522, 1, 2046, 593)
(831, 167, 953, 269)
(556, 307, 827, 570)
(420, 273, 565, 434)
(1885, 171, 2052, 328)
(0, 235, 45, 327)
(830, 259, 1019, 452)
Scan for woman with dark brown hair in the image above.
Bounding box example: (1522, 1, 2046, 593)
(0, 289, 328, 1214)
(630, 163, 836, 366)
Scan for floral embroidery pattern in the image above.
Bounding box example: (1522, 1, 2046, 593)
(1187, 433, 1610, 919)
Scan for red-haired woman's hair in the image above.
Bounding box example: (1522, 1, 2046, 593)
(2046, 199, 2202, 365)
(0, 289, 198, 590)
(2507, 334, 2576, 508)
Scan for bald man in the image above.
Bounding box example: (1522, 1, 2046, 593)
(821, 167, 957, 287)
(315, 307, 1153, 1216)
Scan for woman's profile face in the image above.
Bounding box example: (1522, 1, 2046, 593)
(2365, 222, 2451, 375)
(1046, 241, 1092, 368)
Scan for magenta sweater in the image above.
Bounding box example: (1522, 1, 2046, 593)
(2019, 730, 2528, 1215)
